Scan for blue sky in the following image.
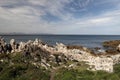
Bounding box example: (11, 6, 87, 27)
(0, 0, 120, 34)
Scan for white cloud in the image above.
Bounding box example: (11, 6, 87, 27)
(76, 17, 112, 25)
(8, 6, 45, 17)
(74, 8, 120, 27)
(28, 0, 47, 6)
(90, 17, 111, 23)
(28, 0, 73, 20)
(53, 8, 120, 34)
(0, 6, 50, 33)
(0, 0, 120, 34)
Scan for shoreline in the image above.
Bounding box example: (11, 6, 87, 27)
(2, 35, 120, 49)
(1, 36, 120, 73)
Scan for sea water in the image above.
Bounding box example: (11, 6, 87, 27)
(1, 35, 120, 48)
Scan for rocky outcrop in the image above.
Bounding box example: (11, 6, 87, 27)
(103, 40, 120, 49)
(87, 56, 113, 72)
(0, 37, 12, 53)
(1, 37, 120, 73)
(102, 40, 120, 55)
(41, 43, 115, 72)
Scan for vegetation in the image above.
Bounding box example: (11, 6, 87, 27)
(0, 53, 120, 80)
(54, 65, 120, 80)
(0, 53, 50, 80)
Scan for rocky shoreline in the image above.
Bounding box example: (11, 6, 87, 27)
(1, 36, 120, 73)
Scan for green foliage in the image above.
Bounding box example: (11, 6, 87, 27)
(0, 63, 26, 80)
(1, 53, 120, 80)
(54, 64, 120, 80)
(0, 62, 50, 80)
(0, 53, 50, 80)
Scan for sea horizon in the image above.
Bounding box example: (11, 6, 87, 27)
(1, 35, 120, 49)
(1, 33, 120, 36)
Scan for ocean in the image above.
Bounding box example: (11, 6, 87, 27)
(1, 35, 120, 48)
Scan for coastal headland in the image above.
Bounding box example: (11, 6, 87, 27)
(1, 36, 120, 80)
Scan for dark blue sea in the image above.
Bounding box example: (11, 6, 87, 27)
(1, 35, 120, 48)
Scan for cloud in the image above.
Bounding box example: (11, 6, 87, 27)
(90, 17, 111, 23)
(69, 0, 92, 10)
(0, 6, 49, 33)
(0, 0, 120, 34)
(76, 17, 112, 25)
(28, 0, 73, 21)
(52, 8, 120, 34)
(93, 0, 120, 6)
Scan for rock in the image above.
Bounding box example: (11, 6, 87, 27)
(103, 40, 120, 49)
(0, 59, 4, 62)
(103, 40, 120, 55)
(10, 39, 16, 53)
(56, 43, 67, 51)
(105, 49, 119, 55)
(6, 44, 12, 53)
(33, 38, 42, 46)
(18, 42, 26, 52)
(0, 37, 6, 46)
(116, 44, 120, 52)
(69, 64, 76, 68)
(94, 47, 101, 50)
(10, 39, 16, 45)
(1, 37, 120, 73)
(87, 56, 113, 73)
(98, 49, 105, 53)
(0, 37, 7, 53)
(67, 45, 83, 50)
(0, 44, 3, 53)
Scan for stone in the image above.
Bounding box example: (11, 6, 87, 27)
(0, 37, 120, 73)
(18, 42, 26, 52)
(10, 39, 16, 53)
(117, 44, 120, 52)
(10, 39, 16, 45)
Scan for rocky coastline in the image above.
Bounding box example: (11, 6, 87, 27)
(1, 36, 120, 73)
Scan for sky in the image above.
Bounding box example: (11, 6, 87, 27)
(0, 0, 120, 35)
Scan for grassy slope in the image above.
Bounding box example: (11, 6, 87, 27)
(0, 53, 120, 80)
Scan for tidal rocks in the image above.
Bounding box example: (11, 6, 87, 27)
(67, 45, 85, 50)
(103, 40, 120, 49)
(105, 49, 119, 55)
(103, 40, 120, 55)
